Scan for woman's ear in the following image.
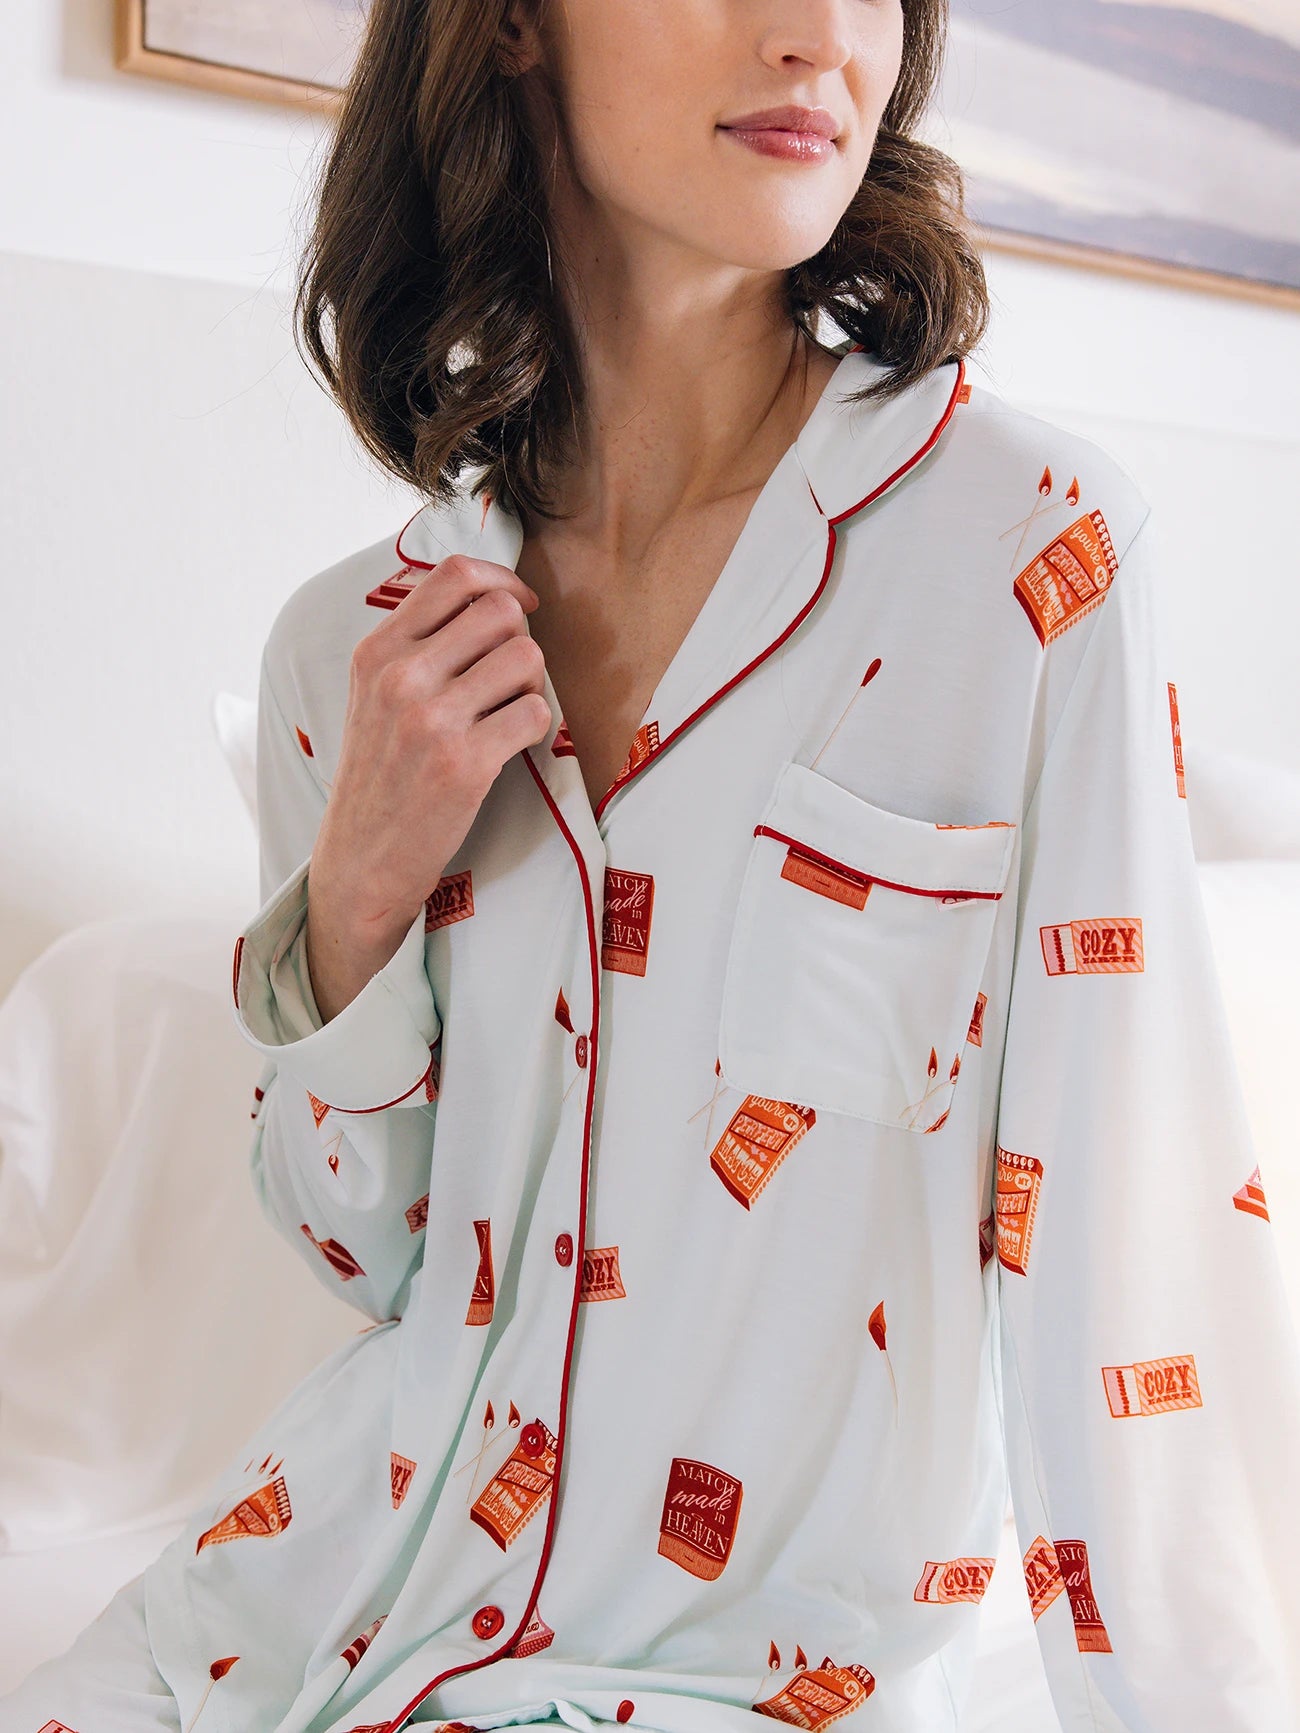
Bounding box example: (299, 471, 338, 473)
(497, 0, 544, 78)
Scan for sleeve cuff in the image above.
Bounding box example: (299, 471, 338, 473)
(231, 859, 441, 1113)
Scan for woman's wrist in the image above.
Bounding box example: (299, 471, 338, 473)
(303, 872, 425, 1025)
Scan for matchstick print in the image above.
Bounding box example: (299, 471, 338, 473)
(1168, 682, 1186, 797)
(1102, 1354, 1202, 1418)
(451, 1397, 520, 1505)
(1040, 917, 1143, 975)
(426, 871, 474, 932)
(1013, 507, 1118, 649)
(709, 1096, 817, 1207)
(658, 1457, 743, 1579)
(580, 1244, 627, 1301)
(1000, 465, 1079, 572)
(808, 659, 882, 771)
(391, 1451, 416, 1509)
(913, 1556, 996, 1604)
(868, 1301, 898, 1421)
(468, 1415, 559, 1550)
(295, 725, 314, 757)
(554, 985, 574, 1030)
(752, 1650, 876, 1724)
(1234, 1165, 1271, 1220)
(996, 1148, 1044, 1276)
(900, 1046, 961, 1134)
(466, 1218, 494, 1325)
(180, 1656, 240, 1733)
(602, 867, 655, 975)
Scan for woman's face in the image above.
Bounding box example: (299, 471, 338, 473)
(515, 0, 907, 281)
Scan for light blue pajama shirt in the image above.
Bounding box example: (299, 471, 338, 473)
(5, 342, 1299, 1733)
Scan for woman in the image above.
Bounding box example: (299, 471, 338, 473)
(6, 1, 1299, 1730)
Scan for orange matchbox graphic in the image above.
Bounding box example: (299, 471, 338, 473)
(1168, 681, 1186, 797)
(753, 1654, 876, 1725)
(391, 1451, 417, 1509)
(1234, 1164, 1271, 1220)
(1102, 1354, 1202, 1418)
(996, 1147, 1044, 1276)
(1023, 1536, 1112, 1652)
(196, 1475, 292, 1553)
(426, 870, 474, 932)
(580, 1243, 627, 1302)
(914, 1555, 996, 1604)
(1014, 510, 1118, 648)
(466, 1217, 495, 1325)
(469, 1417, 558, 1550)
(365, 566, 419, 610)
(710, 1096, 817, 1208)
(1040, 917, 1143, 975)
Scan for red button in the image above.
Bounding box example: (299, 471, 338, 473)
(555, 1232, 573, 1266)
(616, 1705, 636, 1725)
(471, 1603, 504, 1639)
(520, 1421, 545, 1457)
(575, 1033, 588, 1067)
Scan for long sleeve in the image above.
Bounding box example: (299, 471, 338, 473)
(230, 651, 442, 1326)
(992, 506, 1300, 1730)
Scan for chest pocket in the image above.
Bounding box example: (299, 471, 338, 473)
(716, 762, 1017, 1133)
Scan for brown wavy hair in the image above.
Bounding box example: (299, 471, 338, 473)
(293, 0, 990, 527)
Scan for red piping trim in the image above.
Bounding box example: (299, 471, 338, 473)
(329, 1059, 434, 1118)
(590, 357, 966, 824)
(232, 935, 244, 1010)
(382, 756, 602, 1730)
(755, 824, 1004, 901)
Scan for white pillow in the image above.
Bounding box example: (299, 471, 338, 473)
(212, 690, 259, 831)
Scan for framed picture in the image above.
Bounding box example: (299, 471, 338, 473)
(113, 0, 365, 111)
(932, 0, 1300, 308)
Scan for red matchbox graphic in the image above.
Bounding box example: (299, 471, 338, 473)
(710, 1096, 817, 1209)
(424, 1037, 442, 1103)
(299, 1223, 366, 1281)
(552, 718, 576, 757)
(37, 1724, 81, 1732)
(658, 1457, 743, 1580)
(968, 989, 988, 1047)
(196, 1477, 292, 1552)
(469, 1417, 558, 1549)
(1234, 1164, 1271, 1220)
(996, 1147, 1043, 1277)
(426, 870, 474, 932)
(1013, 509, 1119, 648)
(1102, 1354, 1202, 1418)
(914, 1555, 996, 1604)
(978, 1211, 996, 1270)
(1023, 1536, 1112, 1650)
(505, 1607, 556, 1658)
(753, 1658, 876, 1725)
(602, 867, 655, 975)
(613, 719, 660, 785)
(307, 1091, 330, 1128)
(1168, 682, 1186, 798)
(1040, 917, 1143, 975)
(365, 566, 419, 610)
(779, 841, 871, 910)
(341, 1615, 387, 1671)
(391, 1451, 417, 1509)
(466, 1217, 495, 1325)
(580, 1243, 627, 1302)
(406, 1192, 429, 1233)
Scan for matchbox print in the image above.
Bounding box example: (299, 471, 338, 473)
(614, 719, 661, 785)
(365, 566, 419, 610)
(1013, 502, 1118, 650)
(196, 1471, 292, 1553)
(978, 1211, 996, 1270)
(505, 1607, 555, 1658)
(1023, 1536, 1113, 1652)
(1234, 1164, 1271, 1220)
(710, 1095, 817, 1208)
(901, 1046, 959, 1135)
(300, 1222, 366, 1281)
(552, 718, 576, 757)
(1041, 917, 1143, 975)
(426, 870, 474, 932)
(467, 1415, 559, 1550)
(466, 1218, 495, 1324)
(391, 1451, 417, 1509)
(1102, 1354, 1202, 1418)
(1168, 682, 1186, 797)
(913, 1556, 995, 1604)
(659, 1457, 743, 1580)
(996, 1148, 1044, 1276)
(406, 1192, 429, 1232)
(602, 866, 655, 975)
(580, 1243, 627, 1301)
(342, 1615, 388, 1670)
(968, 989, 988, 1046)
(752, 1653, 876, 1725)
(781, 841, 871, 908)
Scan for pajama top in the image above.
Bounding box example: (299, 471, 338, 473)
(142, 341, 1300, 1733)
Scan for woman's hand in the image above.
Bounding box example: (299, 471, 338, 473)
(304, 555, 552, 1024)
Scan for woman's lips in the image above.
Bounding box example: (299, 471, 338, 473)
(717, 126, 836, 163)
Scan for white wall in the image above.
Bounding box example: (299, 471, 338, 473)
(2, 0, 1298, 997)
